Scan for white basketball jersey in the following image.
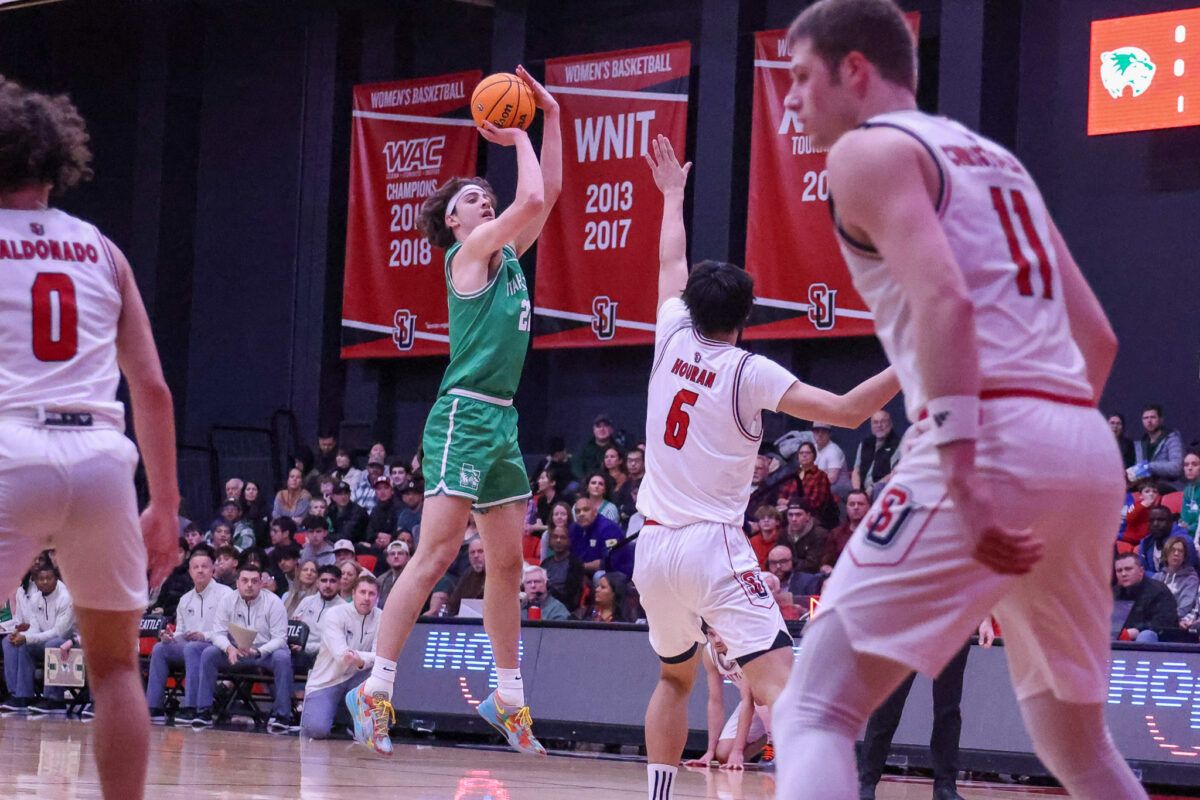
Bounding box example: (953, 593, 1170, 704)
(637, 298, 796, 528)
(0, 208, 125, 426)
(836, 110, 1093, 423)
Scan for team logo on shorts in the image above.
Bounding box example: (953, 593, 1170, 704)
(459, 463, 481, 491)
(29, 223, 44, 236)
(1100, 47, 1156, 100)
(807, 283, 837, 331)
(591, 295, 617, 341)
(863, 484, 914, 548)
(392, 309, 416, 351)
(740, 570, 770, 599)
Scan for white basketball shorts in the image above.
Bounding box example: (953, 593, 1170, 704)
(818, 395, 1123, 704)
(0, 419, 146, 612)
(719, 700, 769, 744)
(634, 520, 789, 662)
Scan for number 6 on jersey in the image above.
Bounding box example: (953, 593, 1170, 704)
(663, 389, 698, 450)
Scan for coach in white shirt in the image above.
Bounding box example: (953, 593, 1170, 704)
(195, 563, 293, 729)
(145, 547, 233, 722)
(291, 565, 344, 668)
(0, 563, 74, 712)
(299, 573, 380, 739)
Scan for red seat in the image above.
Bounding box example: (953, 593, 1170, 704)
(1163, 492, 1184, 515)
(356, 554, 376, 572)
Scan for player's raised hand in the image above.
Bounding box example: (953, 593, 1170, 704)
(515, 65, 558, 113)
(477, 120, 530, 147)
(142, 503, 179, 589)
(644, 134, 691, 196)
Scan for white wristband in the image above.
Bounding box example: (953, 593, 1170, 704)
(925, 395, 980, 445)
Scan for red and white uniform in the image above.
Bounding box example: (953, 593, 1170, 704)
(0, 208, 145, 612)
(634, 298, 793, 661)
(823, 110, 1123, 704)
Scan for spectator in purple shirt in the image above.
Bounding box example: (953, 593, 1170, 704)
(569, 498, 632, 578)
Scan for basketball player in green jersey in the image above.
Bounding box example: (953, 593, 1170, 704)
(347, 65, 560, 757)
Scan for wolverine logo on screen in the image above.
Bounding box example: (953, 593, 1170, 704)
(1100, 47, 1156, 99)
(392, 309, 416, 351)
(807, 283, 837, 331)
(591, 295, 617, 341)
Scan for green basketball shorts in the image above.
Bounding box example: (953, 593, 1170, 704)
(421, 389, 531, 509)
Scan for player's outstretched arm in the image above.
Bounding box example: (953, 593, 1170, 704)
(683, 647, 724, 767)
(111, 241, 180, 588)
(513, 65, 561, 257)
(1046, 218, 1118, 404)
(643, 134, 691, 311)
(458, 124, 546, 273)
(775, 367, 900, 429)
(828, 129, 1041, 576)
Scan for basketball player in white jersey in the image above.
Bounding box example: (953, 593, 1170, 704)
(636, 134, 899, 800)
(771, 3, 1148, 799)
(0, 76, 179, 800)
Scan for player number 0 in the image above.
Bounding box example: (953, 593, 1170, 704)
(663, 389, 699, 450)
(31, 272, 78, 362)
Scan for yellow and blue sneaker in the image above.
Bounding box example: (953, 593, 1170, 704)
(477, 691, 546, 756)
(345, 684, 395, 756)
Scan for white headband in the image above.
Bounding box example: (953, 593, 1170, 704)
(444, 183, 486, 221)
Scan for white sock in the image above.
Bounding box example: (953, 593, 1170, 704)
(647, 764, 677, 800)
(496, 667, 524, 707)
(364, 657, 397, 699)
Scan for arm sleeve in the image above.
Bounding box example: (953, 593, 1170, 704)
(1151, 588, 1181, 630)
(258, 598, 288, 655)
(53, 598, 76, 641)
(210, 595, 234, 652)
(1149, 433, 1184, 480)
(318, 608, 349, 661)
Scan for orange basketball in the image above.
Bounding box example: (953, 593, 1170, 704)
(470, 72, 536, 130)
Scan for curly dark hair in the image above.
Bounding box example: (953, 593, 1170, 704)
(417, 177, 497, 249)
(0, 75, 93, 195)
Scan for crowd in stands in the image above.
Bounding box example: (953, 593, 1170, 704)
(2, 401, 1198, 733)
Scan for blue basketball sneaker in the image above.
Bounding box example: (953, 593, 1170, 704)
(476, 691, 546, 756)
(345, 684, 395, 756)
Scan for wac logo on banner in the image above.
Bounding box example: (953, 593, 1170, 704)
(591, 296, 617, 340)
(382, 136, 446, 175)
(807, 283, 837, 331)
(392, 309, 416, 351)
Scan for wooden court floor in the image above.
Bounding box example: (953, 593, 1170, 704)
(0, 716, 1193, 799)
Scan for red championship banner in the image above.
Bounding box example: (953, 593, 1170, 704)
(743, 16, 917, 342)
(533, 42, 691, 349)
(340, 71, 481, 359)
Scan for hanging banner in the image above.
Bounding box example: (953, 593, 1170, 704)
(743, 15, 918, 341)
(340, 71, 481, 359)
(533, 41, 692, 349)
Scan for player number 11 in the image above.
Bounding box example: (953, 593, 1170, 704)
(990, 186, 1053, 300)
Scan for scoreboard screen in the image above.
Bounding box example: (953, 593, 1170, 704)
(1089, 7, 1200, 135)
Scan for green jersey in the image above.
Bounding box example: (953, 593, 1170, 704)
(436, 243, 531, 401)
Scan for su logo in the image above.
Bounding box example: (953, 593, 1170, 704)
(591, 295, 617, 341)
(392, 309, 416, 351)
(807, 283, 837, 331)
